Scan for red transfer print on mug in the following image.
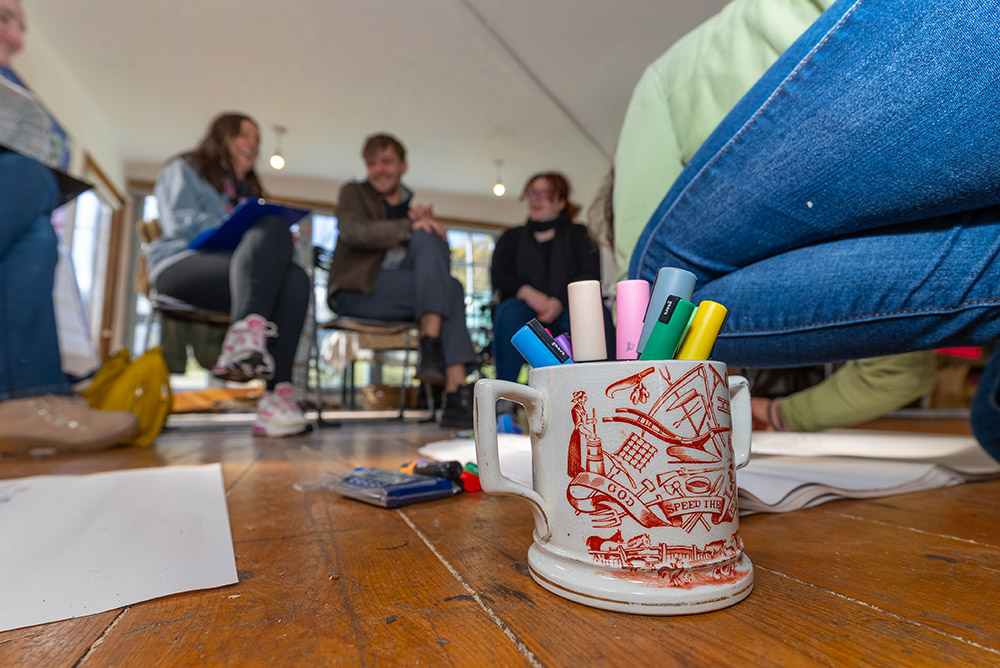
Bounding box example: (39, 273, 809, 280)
(474, 360, 753, 615)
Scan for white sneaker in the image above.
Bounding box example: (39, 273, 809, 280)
(252, 383, 311, 437)
(212, 314, 277, 382)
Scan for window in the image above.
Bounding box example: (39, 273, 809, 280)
(131, 194, 158, 353)
(446, 228, 497, 354)
(311, 213, 339, 327)
(69, 190, 112, 336)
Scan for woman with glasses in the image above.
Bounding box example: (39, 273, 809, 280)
(490, 171, 614, 383)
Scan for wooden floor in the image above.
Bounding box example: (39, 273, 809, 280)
(2, 415, 999, 667)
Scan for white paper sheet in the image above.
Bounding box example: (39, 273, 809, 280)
(418, 434, 533, 486)
(749, 430, 997, 471)
(0, 464, 238, 632)
(737, 457, 950, 505)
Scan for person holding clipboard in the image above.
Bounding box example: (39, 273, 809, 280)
(0, 0, 140, 454)
(148, 113, 311, 438)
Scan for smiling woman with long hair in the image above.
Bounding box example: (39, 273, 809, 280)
(147, 112, 311, 437)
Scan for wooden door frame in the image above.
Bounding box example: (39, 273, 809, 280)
(82, 152, 127, 360)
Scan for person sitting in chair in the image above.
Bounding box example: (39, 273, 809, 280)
(491, 171, 614, 384)
(0, 0, 139, 454)
(327, 133, 477, 430)
(148, 113, 311, 437)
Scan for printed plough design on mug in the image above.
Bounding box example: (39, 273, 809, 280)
(567, 365, 744, 584)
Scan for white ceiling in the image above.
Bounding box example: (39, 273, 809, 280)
(27, 0, 727, 216)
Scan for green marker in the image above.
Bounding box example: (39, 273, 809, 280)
(638, 295, 696, 360)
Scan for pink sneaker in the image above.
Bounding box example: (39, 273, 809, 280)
(212, 314, 276, 382)
(252, 383, 310, 437)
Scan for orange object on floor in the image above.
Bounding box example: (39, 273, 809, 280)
(171, 387, 263, 413)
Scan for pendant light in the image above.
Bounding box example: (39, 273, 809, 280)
(269, 125, 287, 171)
(492, 159, 506, 197)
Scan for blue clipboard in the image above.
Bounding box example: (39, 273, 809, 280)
(188, 199, 310, 252)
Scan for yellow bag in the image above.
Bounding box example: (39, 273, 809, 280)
(81, 347, 173, 448)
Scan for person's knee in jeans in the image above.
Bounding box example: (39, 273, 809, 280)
(19, 214, 60, 285)
(0, 154, 59, 231)
(493, 298, 537, 382)
(409, 227, 448, 253)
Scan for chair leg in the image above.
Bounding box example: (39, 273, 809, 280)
(421, 382, 436, 423)
(309, 271, 339, 427)
(313, 338, 340, 429)
(347, 361, 357, 410)
(142, 307, 158, 354)
(397, 329, 414, 420)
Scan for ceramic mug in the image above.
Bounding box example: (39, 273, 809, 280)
(474, 360, 753, 615)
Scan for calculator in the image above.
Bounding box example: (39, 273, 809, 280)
(324, 468, 462, 508)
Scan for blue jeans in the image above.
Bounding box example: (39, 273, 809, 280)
(492, 298, 615, 382)
(0, 152, 70, 401)
(628, 0, 1000, 455)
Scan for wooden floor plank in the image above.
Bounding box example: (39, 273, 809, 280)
(82, 534, 361, 666)
(3, 419, 999, 666)
(403, 492, 1000, 666)
(740, 486, 1000, 650)
(0, 612, 119, 668)
(86, 522, 527, 665)
(807, 481, 1000, 546)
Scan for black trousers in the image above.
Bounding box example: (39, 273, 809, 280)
(154, 216, 310, 387)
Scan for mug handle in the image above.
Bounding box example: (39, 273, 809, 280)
(473, 378, 552, 542)
(728, 375, 752, 470)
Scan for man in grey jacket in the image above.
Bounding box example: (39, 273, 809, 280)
(328, 133, 476, 429)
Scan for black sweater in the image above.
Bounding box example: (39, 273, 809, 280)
(490, 218, 602, 307)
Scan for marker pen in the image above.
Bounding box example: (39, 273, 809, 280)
(636, 267, 697, 356)
(511, 318, 573, 368)
(553, 333, 574, 361)
(675, 301, 729, 360)
(638, 295, 696, 361)
(616, 279, 650, 360)
(568, 280, 608, 361)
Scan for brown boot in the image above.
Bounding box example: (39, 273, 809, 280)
(0, 395, 140, 455)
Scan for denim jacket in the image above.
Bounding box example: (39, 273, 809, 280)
(146, 157, 228, 279)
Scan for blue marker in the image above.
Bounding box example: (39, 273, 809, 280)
(512, 319, 573, 368)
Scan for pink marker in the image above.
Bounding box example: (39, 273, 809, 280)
(615, 279, 650, 360)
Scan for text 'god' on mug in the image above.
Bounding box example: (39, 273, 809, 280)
(474, 360, 753, 615)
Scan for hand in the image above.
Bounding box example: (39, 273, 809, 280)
(516, 285, 547, 313)
(412, 216, 447, 240)
(537, 297, 563, 324)
(409, 204, 434, 221)
(750, 396, 775, 431)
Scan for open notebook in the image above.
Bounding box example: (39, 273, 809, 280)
(736, 431, 1000, 514)
(418, 431, 1000, 516)
(1, 76, 91, 205)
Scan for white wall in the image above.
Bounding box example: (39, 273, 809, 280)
(125, 161, 526, 226)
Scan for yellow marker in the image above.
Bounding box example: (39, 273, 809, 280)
(675, 301, 728, 360)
